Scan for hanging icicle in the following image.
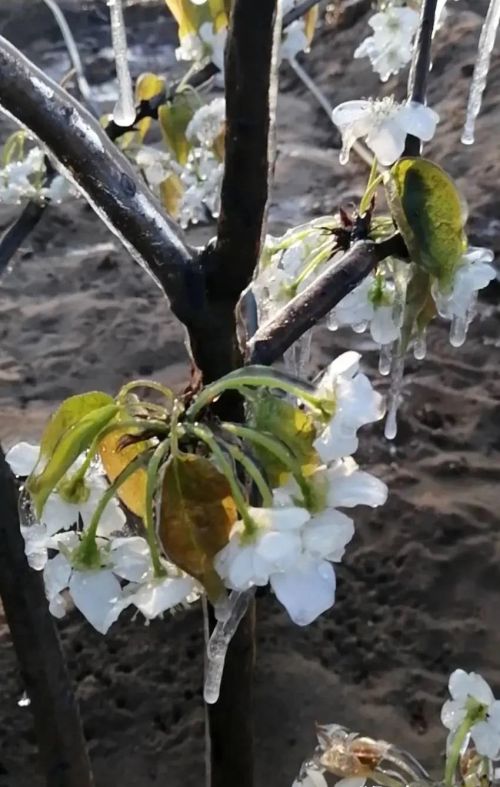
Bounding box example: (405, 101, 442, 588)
(384, 353, 405, 441)
(461, 0, 500, 145)
(108, 0, 136, 127)
(283, 330, 313, 378)
(203, 589, 255, 705)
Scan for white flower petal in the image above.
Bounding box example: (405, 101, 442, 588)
(326, 461, 388, 509)
(331, 101, 372, 133)
(366, 119, 407, 166)
(128, 576, 194, 619)
(302, 509, 354, 561)
(398, 101, 440, 142)
(255, 531, 302, 572)
(270, 558, 336, 625)
(69, 569, 123, 634)
(43, 553, 72, 600)
(441, 699, 467, 730)
(471, 720, 500, 759)
(370, 305, 400, 345)
(293, 769, 329, 787)
(111, 537, 152, 583)
(21, 524, 49, 570)
(6, 442, 40, 476)
(250, 506, 310, 532)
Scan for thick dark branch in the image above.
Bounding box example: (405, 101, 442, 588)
(212, 0, 278, 302)
(0, 199, 46, 275)
(0, 36, 199, 323)
(248, 235, 406, 365)
(404, 0, 438, 156)
(0, 448, 94, 787)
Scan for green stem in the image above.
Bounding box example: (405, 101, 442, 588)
(186, 367, 323, 421)
(145, 440, 171, 578)
(188, 424, 255, 536)
(98, 418, 169, 443)
(290, 238, 335, 292)
(117, 379, 174, 407)
(226, 444, 273, 508)
(220, 423, 312, 508)
(359, 157, 383, 215)
(445, 717, 472, 787)
(76, 454, 148, 568)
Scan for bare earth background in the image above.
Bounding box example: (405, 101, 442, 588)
(1, 1, 500, 785)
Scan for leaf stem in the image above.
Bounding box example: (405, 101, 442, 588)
(226, 444, 273, 508)
(145, 440, 171, 578)
(444, 717, 472, 787)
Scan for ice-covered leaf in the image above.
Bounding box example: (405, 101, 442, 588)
(385, 157, 467, 287)
(99, 427, 149, 518)
(252, 395, 319, 486)
(159, 172, 184, 218)
(159, 453, 237, 599)
(28, 401, 118, 516)
(135, 72, 165, 140)
(158, 95, 198, 165)
(400, 266, 436, 350)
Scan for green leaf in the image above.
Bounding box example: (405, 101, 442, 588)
(400, 265, 436, 351)
(159, 453, 236, 600)
(252, 395, 319, 486)
(28, 402, 118, 516)
(385, 157, 467, 287)
(158, 95, 198, 165)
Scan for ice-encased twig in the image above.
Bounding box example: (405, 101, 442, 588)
(462, 0, 500, 145)
(108, 0, 136, 127)
(203, 589, 255, 705)
(42, 0, 94, 109)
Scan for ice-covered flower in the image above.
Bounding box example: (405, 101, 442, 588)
(442, 669, 500, 759)
(6, 442, 126, 569)
(176, 22, 227, 72)
(215, 506, 311, 591)
(331, 97, 439, 166)
(328, 272, 403, 346)
(354, 6, 420, 82)
(186, 98, 225, 147)
(313, 352, 385, 462)
(179, 148, 224, 228)
(432, 247, 495, 345)
(0, 148, 46, 204)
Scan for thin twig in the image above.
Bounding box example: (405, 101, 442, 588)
(404, 0, 438, 156)
(248, 235, 406, 365)
(0, 200, 46, 275)
(0, 447, 94, 787)
(0, 36, 198, 324)
(283, 0, 321, 27)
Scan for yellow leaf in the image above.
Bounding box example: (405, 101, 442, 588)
(158, 96, 197, 165)
(135, 73, 165, 140)
(304, 5, 319, 44)
(159, 453, 237, 600)
(159, 173, 184, 218)
(99, 427, 149, 518)
(212, 127, 225, 161)
(385, 157, 467, 287)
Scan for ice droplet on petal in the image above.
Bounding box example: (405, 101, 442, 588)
(18, 691, 31, 708)
(384, 354, 405, 440)
(379, 343, 393, 376)
(413, 331, 427, 360)
(204, 590, 254, 705)
(461, 0, 500, 145)
(327, 312, 338, 332)
(449, 315, 468, 347)
(108, 0, 136, 127)
(352, 320, 368, 334)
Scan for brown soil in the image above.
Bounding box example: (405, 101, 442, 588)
(1, 1, 500, 785)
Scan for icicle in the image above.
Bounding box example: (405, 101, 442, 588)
(413, 331, 427, 360)
(204, 590, 255, 705)
(283, 330, 313, 377)
(108, 0, 136, 127)
(327, 312, 338, 331)
(17, 691, 31, 708)
(449, 315, 468, 347)
(384, 354, 405, 440)
(378, 343, 393, 376)
(352, 320, 368, 334)
(461, 0, 500, 145)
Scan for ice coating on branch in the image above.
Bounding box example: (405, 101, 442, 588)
(283, 330, 313, 377)
(108, 0, 136, 127)
(462, 0, 500, 145)
(204, 589, 255, 704)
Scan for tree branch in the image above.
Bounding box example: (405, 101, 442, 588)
(0, 36, 199, 324)
(404, 0, 438, 156)
(0, 198, 46, 275)
(248, 235, 407, 365)
(0, 447, 94, 787)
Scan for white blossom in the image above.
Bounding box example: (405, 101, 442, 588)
(0, 148, 46, 204)
(442, 669, 500, 759)
(331, 97, 439, 166)
(186, 98, 225, 147)
(354, 6, 420, 82)
(176, 23, 227, 72)
(432, 247, 496, 322)
(329, 273, 403, 346)
(179, 148, 223, 228)
(313, 352, 385, 462)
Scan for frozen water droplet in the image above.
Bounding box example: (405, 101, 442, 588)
(339, 146, 349, 166)
(384, 354, 405, 441)
(462, 0, 500, 146)
(352, 320, 368, 334)
(204, 590, 254, 705)
(327, 312, 338, 332)
(378, 344, 393, 376)
(450, 315, 467, 347)
(283, 331, 313, 377)
(18, 691, 30, 708)
(108, 0, 136, 127)
(18, 486, 37, 529)
(413, 332, 427, 360)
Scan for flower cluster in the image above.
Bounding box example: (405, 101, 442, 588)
(215, 352, 387, 626)
(0, 146, 73, 206)
(7, 443, 196, 634)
